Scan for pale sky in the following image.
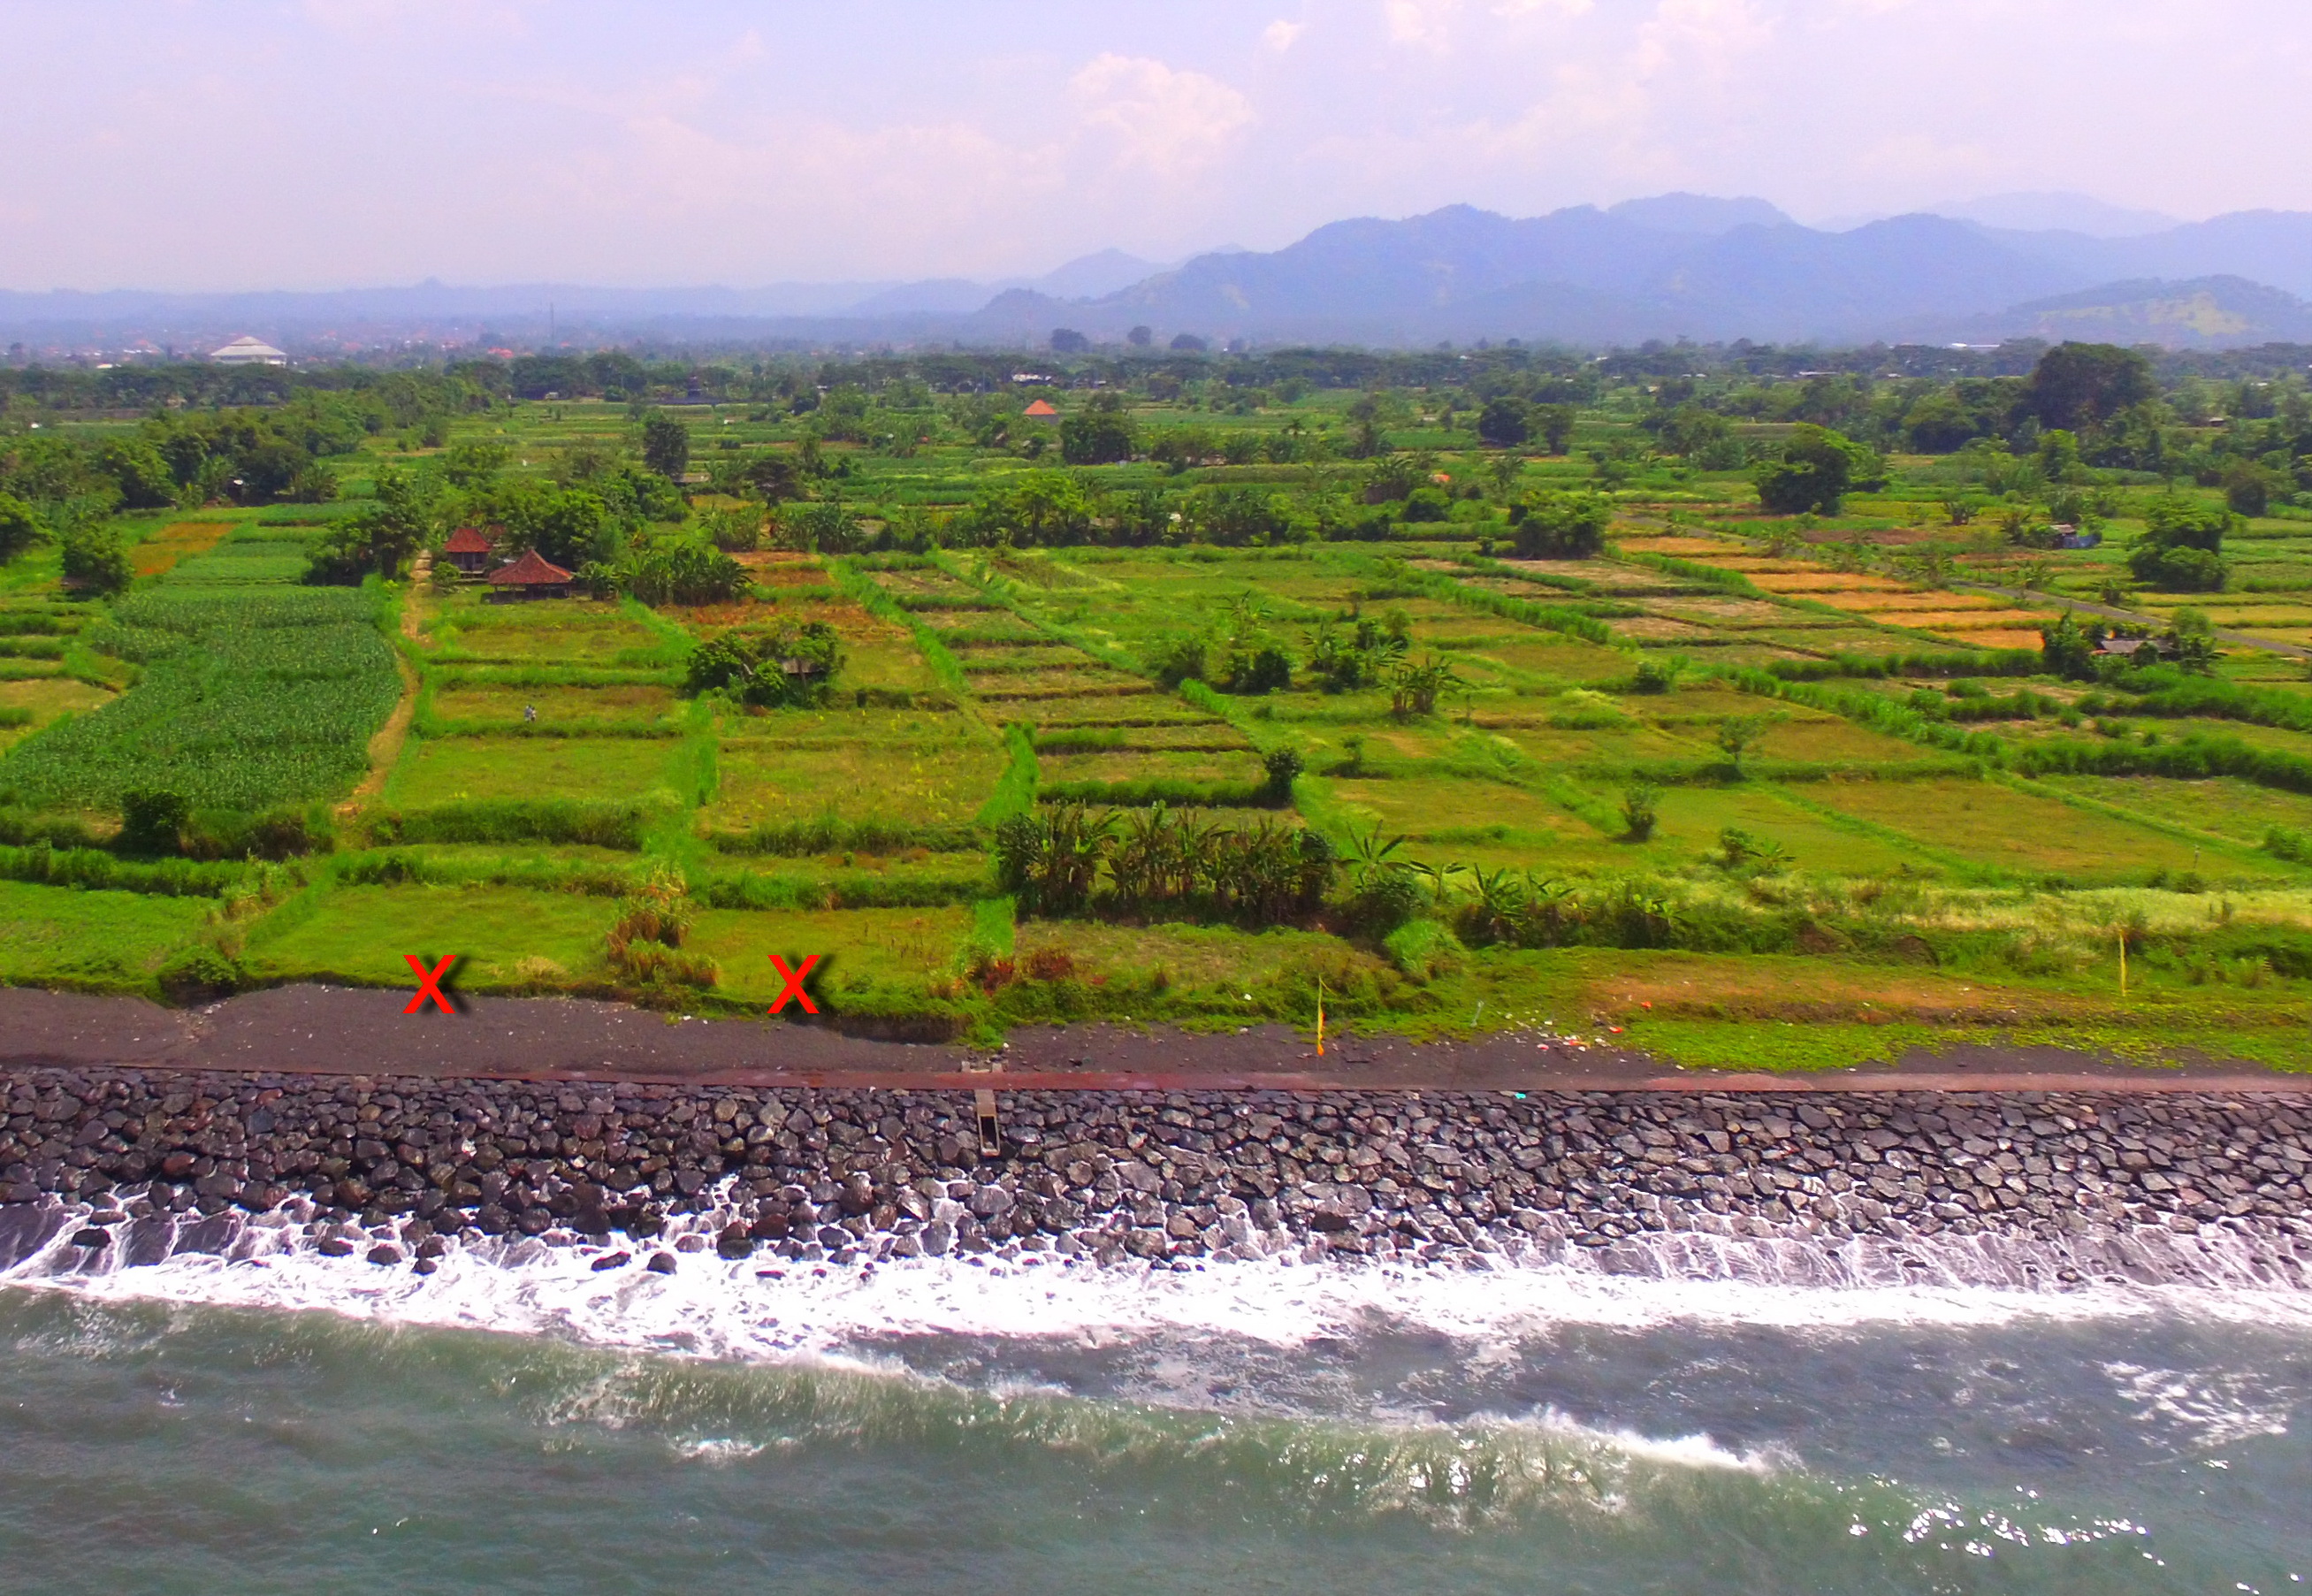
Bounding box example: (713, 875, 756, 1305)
(4, 0, 2308, 291)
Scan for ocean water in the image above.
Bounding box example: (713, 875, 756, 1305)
(2, 1202, 2309, 1594)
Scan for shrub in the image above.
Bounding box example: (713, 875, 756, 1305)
(1149, 633, 1209, 687)
(1347, 867, 1423, 935)
(2223, 460, 2273, 517)
(711, 815, 981, 856)
(1510, 490, 1612, 558)
(0, 808, 103, 849)
(1382, 919, 1465, 983)
(60, 522, 133, 595)
(1226, 645, 1293, 695)
(0, 493, 41, 561)
(367, 799, 652, 850)
(1260, 747, 1304, 804)
(620, 539, 748, 605)
(683, 620, 844, 706)
(1753, 424, 1883, 515)
(2130, 544, 2229, 592)
(2128, 497, 2237, 592)
(1715, 714, 1772, 772)
(156, 946, 241, 1005)
(182, 806, 334, 861)
(117, 789, 190, 855)
(1621, 783, 1660, 842)
(698, 506, 764, 552)
(2266, 825, 2311, 864)
(1631, 660, 1678, 694)
(999, 801, 1332, 925)
(1388, 653, 1465, 720)
(2040, 610, 2103, 681)
(607, 864, 716, 988)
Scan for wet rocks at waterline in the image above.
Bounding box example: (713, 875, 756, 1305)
(1, 1068, 2309, 1287)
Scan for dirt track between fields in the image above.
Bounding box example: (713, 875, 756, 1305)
(2, 984, 2303, 1096)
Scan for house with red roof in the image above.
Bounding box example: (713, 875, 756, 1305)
(485, 547, 576, 599)
(443, 525, 496, 576)
(1022, 398, 1059, 418)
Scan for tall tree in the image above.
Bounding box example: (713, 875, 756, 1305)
(641, 412, 691, 478)
(2022, 343, 2156, 432)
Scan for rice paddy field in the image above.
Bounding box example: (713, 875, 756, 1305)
(4, 381, 2312, 1070)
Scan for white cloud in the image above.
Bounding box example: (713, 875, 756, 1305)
(4, 0, 2308, 287)
(1068, 53, 1256, 179)
(1385, 0, 1460, 50)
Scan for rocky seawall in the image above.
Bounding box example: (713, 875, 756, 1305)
(3, 1068, 2309, 1288)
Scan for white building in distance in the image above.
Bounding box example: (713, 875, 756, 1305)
(210, 335, 287, 365)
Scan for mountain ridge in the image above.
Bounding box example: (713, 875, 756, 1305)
(11, 198, 2312, 350)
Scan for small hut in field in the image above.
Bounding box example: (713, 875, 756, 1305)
(1023, 398, 1059, 418)
(485, 547, 575, 600)
(443, 526, 496, 576)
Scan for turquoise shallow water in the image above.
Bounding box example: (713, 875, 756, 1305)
(1, 1283, 2307, 1595)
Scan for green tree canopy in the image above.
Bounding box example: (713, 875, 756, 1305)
(1511, 489, 1613, 559)
(60, 521, 131, 595)
(640, 412, 691, 478)
(306, 466, 435, 583)
(1059, 393, 1135, 465)
(2022, 342, 2156, 432)
(1753, 424, 1881, 515)
(2126, 496, 2237, 592)
(1475, 398, 1530, 447)
(961, 470, 1095, 546)
(0, 492, 38, 561)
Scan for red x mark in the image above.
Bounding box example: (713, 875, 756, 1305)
(403, 954, 459, 1014)
(767, 954, 821, 1014)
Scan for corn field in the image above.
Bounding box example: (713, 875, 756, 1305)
(0, 588, 401, 813)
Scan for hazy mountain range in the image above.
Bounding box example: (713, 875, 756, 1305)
(12, 193, 2312, 351)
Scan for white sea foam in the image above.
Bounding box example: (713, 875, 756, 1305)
(6, 1197, 2312, 1366)
(2102, 1362, 2300, 1451)
(670, 1438, 768, 1465)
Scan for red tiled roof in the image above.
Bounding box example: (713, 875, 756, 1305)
(445, 526, 495, 554)
(486, 548, 575, 586)
(1023, 399, 1059, 417)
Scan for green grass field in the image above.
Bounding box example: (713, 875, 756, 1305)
(4, 378, 2311, 1070)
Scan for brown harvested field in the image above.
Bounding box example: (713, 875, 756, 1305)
(131, 520, 233, 577)
(1615, 536, 1745, 557)
(1590, 951, 2098, 1026)
(1495, 557, 1684, 590)
(1037, 748, 1266, 785)
(1927, 628, 2048, 651)
(1888, 609, 2059, 630)
(1805, 777, 2247, 882)
(1014, 695, 1212, 726)
(729, 552, 826, 584)
(432, 683, 680, 725)
(1746, 571, 1908, 593)
(707, 730, 1004, 829)
(1650, 597, 1795, 624)
(1811, 591, 2009, 613)
(0, 676, 112, 726)
(668, 598, 897, 644)
(1612, 615, 1719, 640)
(920, 611, 1042, 636)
